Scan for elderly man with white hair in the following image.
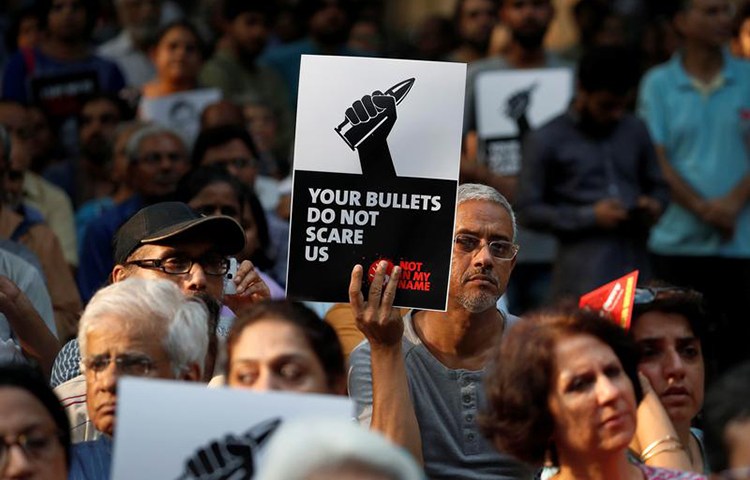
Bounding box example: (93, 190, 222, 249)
(257, 418, 425, 480)
(68, 278, 209, 480)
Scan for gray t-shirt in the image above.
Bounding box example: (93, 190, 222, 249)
(348, 311, 532, 480)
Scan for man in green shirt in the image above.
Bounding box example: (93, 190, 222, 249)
(199, 0, 293, 157)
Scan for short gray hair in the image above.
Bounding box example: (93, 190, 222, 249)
(256, 418, 424, 480)
(125, 124, 185, 164)
(78, 279, 209, 376)
(457, 183, 517, 242)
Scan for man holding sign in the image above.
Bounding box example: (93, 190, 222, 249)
(348, 183, 530, 479)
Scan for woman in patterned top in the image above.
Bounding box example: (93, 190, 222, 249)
(481, 308, 706, 480)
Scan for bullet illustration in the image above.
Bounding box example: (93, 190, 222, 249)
(335, 78, 415, 150)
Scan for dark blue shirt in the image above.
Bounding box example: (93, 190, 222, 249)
(1, 48, 125, 105)
(76, 195, 143, 303)
(69, 435, 112, 480)
(517, 110, 669, 238)
(516, 110, 669, 297)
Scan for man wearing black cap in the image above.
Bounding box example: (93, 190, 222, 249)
(111, 201, 264, 302)
(51, 202, 270, 389)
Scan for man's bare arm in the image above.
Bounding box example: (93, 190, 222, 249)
(654, 146, 708, 217)
(656, 146, 750, 237)
(0, 276, 60, 378)
(349, 262, 423, 463)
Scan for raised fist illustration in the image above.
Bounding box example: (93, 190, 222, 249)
(176, 418, 281, 480)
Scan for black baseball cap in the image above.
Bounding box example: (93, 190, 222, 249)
(114, 202, 246, 264)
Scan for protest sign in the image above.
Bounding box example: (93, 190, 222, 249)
(139, 88, 221, 146)
(474, 68, 572, 175)
(579, 270, 640, 329)
(287, 55, 466, 311)
(111, 378, 352, 479)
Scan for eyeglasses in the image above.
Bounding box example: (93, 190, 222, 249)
(192, 205, 240, 219)
(633, 287, 695, 305)
(0, 431, 63, 472)
(719, 466, 750, 480)
(454, 233, 519, 260)
(81, 353, 157, 377)
(136, 152, 188, 166)
(126, 255, 230, 276)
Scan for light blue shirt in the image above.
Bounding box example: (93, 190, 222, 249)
(638, 50, 750, 257)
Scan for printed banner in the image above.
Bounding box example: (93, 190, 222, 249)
(286, 55, 466, 311)
(579, 270, 640, 329)
(111, 378, 352, 479)
(30, 70, 100, 121)
(474, 68, 573, 175)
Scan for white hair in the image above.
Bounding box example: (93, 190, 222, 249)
(457, 183, 517, 242)
(125, 124, 185, 164)
(78, 279, 208, 377)
(256, 418, 424, 480)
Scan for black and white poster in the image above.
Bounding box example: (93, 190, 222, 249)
(111, 378, 352, 479)
(286, 55, 466, 311)
(475, 68, 573, 175)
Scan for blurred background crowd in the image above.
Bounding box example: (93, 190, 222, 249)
(2, 1, 750, 479)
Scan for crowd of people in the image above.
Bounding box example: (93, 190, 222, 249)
(1, 0, 750, 479)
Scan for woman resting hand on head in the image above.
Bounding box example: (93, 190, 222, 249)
(481, 308, 706, 480)
(629, 286, 709, 474)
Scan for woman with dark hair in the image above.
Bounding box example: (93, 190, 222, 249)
(240, 185, 274, 272)
(0, 364, 70, 479)
(176, 165, 283, 298)
(224, 300, 346, 395)
(482, 308, 705, 480)
(630, 286, 709, 474)
(142, 20, 206, 99)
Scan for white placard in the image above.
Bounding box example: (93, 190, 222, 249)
(475, 68, 573, 138)
(293, 55, 465, 181)
(286, 55, 466, 310)
(111, 378, 353, 479)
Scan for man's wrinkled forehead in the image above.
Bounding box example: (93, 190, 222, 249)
(455, 199, 515, 235)
(127, 239, 219, 261)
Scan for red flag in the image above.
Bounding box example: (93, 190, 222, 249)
(579, 271, 639, 329)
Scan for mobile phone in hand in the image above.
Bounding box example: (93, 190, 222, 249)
(224, 257, 238, 295)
